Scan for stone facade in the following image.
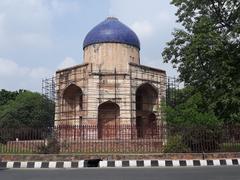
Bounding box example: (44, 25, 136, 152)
(55, 18, 166, 139)
(84, 43, 140, 72)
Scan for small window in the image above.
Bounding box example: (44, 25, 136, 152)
(79, 116, 82, 125)
(79, 95, 83, 109)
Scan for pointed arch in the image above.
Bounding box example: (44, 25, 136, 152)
(62, 84, 83, 125)
(136, 82, 159, 95)
(136, 83, 158, 111)
(98, 101, 120, 139)
(135, 83, 158, 138)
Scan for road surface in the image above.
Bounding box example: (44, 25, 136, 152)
(0, 166, 240, 180)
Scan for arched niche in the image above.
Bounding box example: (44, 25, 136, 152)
(98, 101, 120, 139)
(135, 83, 158, 138)
(62, 84, 83, 125)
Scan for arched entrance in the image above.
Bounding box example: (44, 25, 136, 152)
(136, 83, 158, 138)
(98, 101, 120, 139)
(62, 84, 83, 125)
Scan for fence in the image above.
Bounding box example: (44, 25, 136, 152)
(0, 124, 240, 154)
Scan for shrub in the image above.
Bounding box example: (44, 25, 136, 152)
(220, 143, 240, 152)
(163, 135, 190, 153)
(38, 134, 60, 154)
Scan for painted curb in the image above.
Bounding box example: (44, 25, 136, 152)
(99, 159, 240, 168)
(0, 159, 239, 169)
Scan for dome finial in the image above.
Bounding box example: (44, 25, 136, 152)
(107, 16, 118, 20)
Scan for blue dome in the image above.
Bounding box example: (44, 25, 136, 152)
(83, 17, 140, 49)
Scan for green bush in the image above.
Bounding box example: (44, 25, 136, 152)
(164, 89, 223, 153)
(220, 143, 240, 152)
(163, 135, 190, 153)
(0, 91, 54, 129)
(38, 134, 60, 154)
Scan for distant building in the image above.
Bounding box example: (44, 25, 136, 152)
(55, 17, 166, 139)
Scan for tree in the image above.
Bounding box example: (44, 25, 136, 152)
(0, 91, 54, 128)
(164, 87, 223, 152)
(165, 88, 220, 126)
(0, 89, 25, 106)
(162, 0, 240, 123)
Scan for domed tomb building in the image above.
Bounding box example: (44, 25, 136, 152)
(55, 17, 166, 138)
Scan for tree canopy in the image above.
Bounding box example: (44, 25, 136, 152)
(0, 89, 26, 106)
(0, 90, 54, 128)
(165, 87, 221, 126)
(162, 0, 240, 123)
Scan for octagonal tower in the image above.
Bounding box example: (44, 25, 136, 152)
(83, 17, 140, 72)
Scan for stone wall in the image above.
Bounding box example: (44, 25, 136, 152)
(55, 62, 166, 128)
(1, 153, 240, 161)
(84, 43, 140, 72)
(55, 64, 90, 126)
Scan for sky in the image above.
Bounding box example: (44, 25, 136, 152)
(0, 0, 180, 92)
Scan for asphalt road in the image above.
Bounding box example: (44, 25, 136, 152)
(0, 166, 240, 180)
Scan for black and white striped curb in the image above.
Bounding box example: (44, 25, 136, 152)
(0, 159, 239, 169)
(0, 160, 85, 169)
(99, 159, 240, 167)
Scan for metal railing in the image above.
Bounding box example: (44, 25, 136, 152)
(0, 124, 239, 154)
